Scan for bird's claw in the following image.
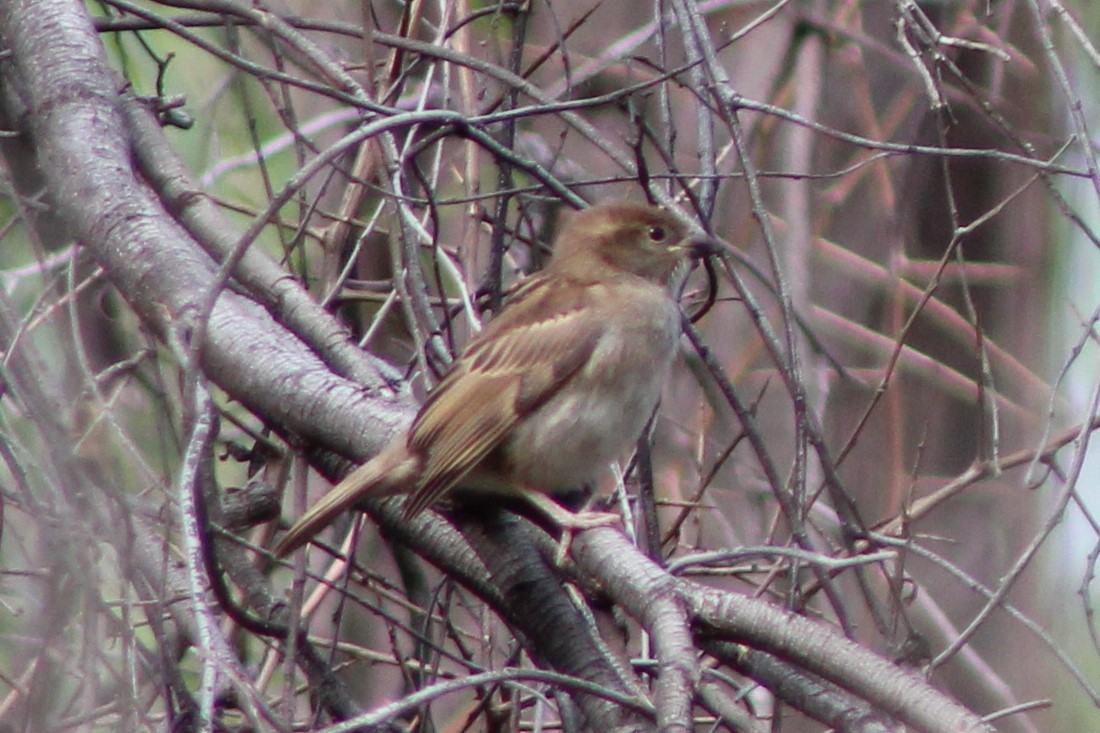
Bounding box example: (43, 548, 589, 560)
(550, 509, 622, 567)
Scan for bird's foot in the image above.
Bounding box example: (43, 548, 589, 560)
(517, 490, 620, 565)
(552, 510, 621, 566)
(554, 509, 622, 530)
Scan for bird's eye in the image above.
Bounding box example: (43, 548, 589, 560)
(647, 225, 668, 242)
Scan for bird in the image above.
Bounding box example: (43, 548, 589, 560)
(275, 200, 720, 557)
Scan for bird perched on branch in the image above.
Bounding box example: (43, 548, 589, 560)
(275, 200, 720, 557)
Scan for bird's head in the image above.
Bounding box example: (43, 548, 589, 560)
(548, 201, 720, 285)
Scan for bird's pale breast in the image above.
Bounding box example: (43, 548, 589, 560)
(498, 280, 680, 493)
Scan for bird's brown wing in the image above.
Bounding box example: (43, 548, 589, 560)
(402, 276, 603, 517)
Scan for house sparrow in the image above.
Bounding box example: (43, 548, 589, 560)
(275, 201, 719, 557)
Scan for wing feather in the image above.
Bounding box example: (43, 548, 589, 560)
(402, 276, 604, 516)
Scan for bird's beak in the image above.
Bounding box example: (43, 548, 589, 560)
(679, 235, 725, 259)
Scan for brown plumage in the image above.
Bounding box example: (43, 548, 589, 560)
(275, 201, 719, 557)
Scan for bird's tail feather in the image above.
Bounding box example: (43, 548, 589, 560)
(274, 445, 416, 557)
